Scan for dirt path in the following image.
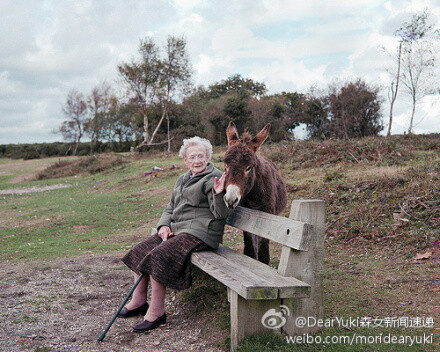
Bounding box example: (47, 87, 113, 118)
(0, 254, 226, 352)
(0, 184, 72, 195)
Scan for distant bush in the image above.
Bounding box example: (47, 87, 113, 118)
(23, 148, 40, 160)
(0, 141, 136, 159)
(37, 154, 126, 180)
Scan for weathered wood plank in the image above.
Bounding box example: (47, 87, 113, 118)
(226, 206, 313, 250)
(191, 245, 310, 300)
(229, 289, 282, 352)
(191, 249, 278, 299)
(212, 245, 310, 298)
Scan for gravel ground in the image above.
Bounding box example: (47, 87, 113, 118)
(0, 254, 225, 352)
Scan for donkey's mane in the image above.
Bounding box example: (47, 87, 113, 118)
(239, 132, 252, 144)
(223, 143, 254, 166)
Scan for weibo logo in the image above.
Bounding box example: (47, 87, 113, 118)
(261, 305, 290, 329)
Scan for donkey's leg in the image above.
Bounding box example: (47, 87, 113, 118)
(255, 236, 270, 265)
(243, 231, 256, 260)
(244, 231, 270, 264)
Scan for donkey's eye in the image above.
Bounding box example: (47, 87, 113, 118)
(245, 166, 252, 173)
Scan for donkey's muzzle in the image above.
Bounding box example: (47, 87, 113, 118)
(224, 185, 241, 209)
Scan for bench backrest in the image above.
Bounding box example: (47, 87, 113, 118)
(226, 206, 313, 251)
(227, 200, 324, 290)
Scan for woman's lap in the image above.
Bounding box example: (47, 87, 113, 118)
(122, 233, 211, 290)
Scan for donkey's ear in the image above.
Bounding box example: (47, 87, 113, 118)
(250, 123, 270, 151)
(226, 121, 239, 147)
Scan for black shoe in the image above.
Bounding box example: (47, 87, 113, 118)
(132, 313, 167, 333)
(118, 302, 149, 318)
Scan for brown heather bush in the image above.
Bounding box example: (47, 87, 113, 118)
(320, 160, 440, 247)
(267, 134, 440, 249)
(37, 154, 126, 180)
(263, 134, 440, 169)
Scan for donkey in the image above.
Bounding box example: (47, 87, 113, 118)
(223, 121, 287, 264)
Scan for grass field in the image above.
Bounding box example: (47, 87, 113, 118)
(1, 135, 439, 351)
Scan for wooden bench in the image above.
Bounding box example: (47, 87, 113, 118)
(191, 199, 325, 351)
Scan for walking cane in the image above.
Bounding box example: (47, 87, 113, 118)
(98, 273, 145, 342)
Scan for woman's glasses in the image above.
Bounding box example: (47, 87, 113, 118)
(187, 154, 206, 162)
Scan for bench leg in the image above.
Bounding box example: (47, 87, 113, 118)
(279, 200, 325, 336)
(228, 288, 282, 351)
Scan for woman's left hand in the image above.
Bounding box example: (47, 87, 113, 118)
(214, 172, 226, 194)
(158, 225, 173, 241)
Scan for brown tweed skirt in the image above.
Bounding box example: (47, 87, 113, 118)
(121, 233, 211, 290)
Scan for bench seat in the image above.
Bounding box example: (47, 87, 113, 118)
(191, 244, 310, 300)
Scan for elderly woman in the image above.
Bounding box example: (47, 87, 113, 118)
(119, 136, 229, 333)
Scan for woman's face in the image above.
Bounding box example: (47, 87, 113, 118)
(184, 145, 208, 175)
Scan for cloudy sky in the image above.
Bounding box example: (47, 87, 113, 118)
(1, 0, 439, 144)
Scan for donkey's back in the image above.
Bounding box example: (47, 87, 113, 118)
(244, 154, 287, 216)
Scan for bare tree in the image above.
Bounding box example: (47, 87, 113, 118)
(396, 10, 440, 134)
(59, 90, 88, 155)
(118, 35, 192, 151)
(152, 36, 192, 152)
(105, 98, 140, 143)
(86, 82, 112, 153)
(118, 37, 160, 149)
(386, 41, 402, 137)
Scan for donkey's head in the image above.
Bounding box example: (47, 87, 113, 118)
(223, 121, 270, 209)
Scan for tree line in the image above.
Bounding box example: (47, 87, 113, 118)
(57, 10, 439, 155)
(59, 46, 383, 155)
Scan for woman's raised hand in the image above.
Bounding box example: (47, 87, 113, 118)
(214, 172, 226, 194)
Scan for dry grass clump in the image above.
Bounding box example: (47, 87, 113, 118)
(323, 161, 440, 248)
(36, 154, 126, 180)
(264, 134, 440, 169)
(265, 134, 440, 250)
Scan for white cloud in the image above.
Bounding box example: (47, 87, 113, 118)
(194, 54, 231, 75)
(250, 60, 327, 93)
(1, 0, 440, 144)
(172, 0, 205, 12)
(386, 0, 432, 13)
(211, 23, 256, 54)
(414, 95, 440, 133)
(0, 72, 22, 98)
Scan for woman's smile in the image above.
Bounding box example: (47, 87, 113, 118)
(184, 145, 208, 175)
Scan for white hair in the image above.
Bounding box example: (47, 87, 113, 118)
(179, 136, 213, 160)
